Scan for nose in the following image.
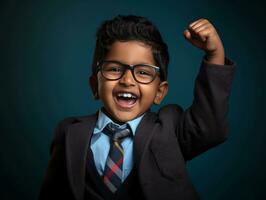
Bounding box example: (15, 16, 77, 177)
(119, 69, 136, 86)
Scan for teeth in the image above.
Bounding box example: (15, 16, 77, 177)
(117, 93, 136, 98)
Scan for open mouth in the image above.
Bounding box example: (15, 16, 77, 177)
(114, 92, 139, 109)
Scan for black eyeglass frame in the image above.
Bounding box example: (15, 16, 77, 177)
(96, 60, 160, 84)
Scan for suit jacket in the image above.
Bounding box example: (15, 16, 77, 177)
(39, 58, 235, 200)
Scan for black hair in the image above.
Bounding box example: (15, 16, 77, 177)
(91, 15, 169, 81)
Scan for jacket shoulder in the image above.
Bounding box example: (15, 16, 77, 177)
(157, 104, 184, 122)
(52, 113, 97, 148)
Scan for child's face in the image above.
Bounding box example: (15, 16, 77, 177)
(90, 41, 168, 123)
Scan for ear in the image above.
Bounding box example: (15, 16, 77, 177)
(154, 81, 168, 105)
(89, 75, 99, 100)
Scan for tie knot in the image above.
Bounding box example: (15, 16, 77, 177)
(103, 123, 131, 141)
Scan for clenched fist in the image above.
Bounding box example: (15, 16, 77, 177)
(183, 18, 225, 65)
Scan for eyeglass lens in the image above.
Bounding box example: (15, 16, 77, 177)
(101, 61, 157, 83)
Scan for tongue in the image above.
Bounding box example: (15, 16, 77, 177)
(116, 97, 136, 108)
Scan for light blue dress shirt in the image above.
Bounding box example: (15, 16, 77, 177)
(90, 110, 144, 181)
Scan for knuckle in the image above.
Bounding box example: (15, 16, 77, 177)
(195, 29, 200, 33)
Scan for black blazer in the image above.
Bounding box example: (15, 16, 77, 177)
(39, 58, 235, 200)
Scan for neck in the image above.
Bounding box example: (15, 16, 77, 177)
(101, 107, 125, 125)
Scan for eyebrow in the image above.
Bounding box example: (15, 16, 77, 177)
(103, 60, 157, 67)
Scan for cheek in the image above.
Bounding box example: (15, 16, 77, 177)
(97, 78, 115, 99)
(97, 76, 106, 92)
(97, 78, 106, 98)
(140, 85, 158, 102)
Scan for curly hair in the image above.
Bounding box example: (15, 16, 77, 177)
(91, 15, 169, 81)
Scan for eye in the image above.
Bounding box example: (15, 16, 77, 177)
(138, 70, 151, 76)
(135, 66, 154, 77)
(102, 63, 123, 73)
(107, 66, 121, 72)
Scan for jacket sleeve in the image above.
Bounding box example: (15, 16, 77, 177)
(38, 118, 76, 200)
(176, 57, 236, 161)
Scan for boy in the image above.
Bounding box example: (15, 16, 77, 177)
(39, 15, 235, 200)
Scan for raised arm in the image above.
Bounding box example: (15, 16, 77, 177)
(178, 19, 235, 160)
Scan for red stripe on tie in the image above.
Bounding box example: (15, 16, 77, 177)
(103, 157, 123, 182)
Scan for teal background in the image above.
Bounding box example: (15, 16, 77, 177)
(1, 0, 266, 199)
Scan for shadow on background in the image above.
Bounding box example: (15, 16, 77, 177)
(1, 0, 266, 199)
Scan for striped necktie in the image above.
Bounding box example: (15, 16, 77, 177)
(102, 123, 131, 193)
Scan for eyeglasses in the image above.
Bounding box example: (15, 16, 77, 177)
(96, 60, 160, 84)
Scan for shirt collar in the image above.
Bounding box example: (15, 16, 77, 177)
(94, 109, 144, 136)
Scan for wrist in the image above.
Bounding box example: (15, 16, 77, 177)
(205, 46, 225, 65)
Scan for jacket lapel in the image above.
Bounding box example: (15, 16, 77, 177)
(133, 111, 157, 167)
(64, 110, 157, 200)
(65, 114, 98, 200)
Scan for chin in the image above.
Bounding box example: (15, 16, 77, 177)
(115, 114, 136, 122)
(113, 112, 137, 123)
(103, 105, 144, 123)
